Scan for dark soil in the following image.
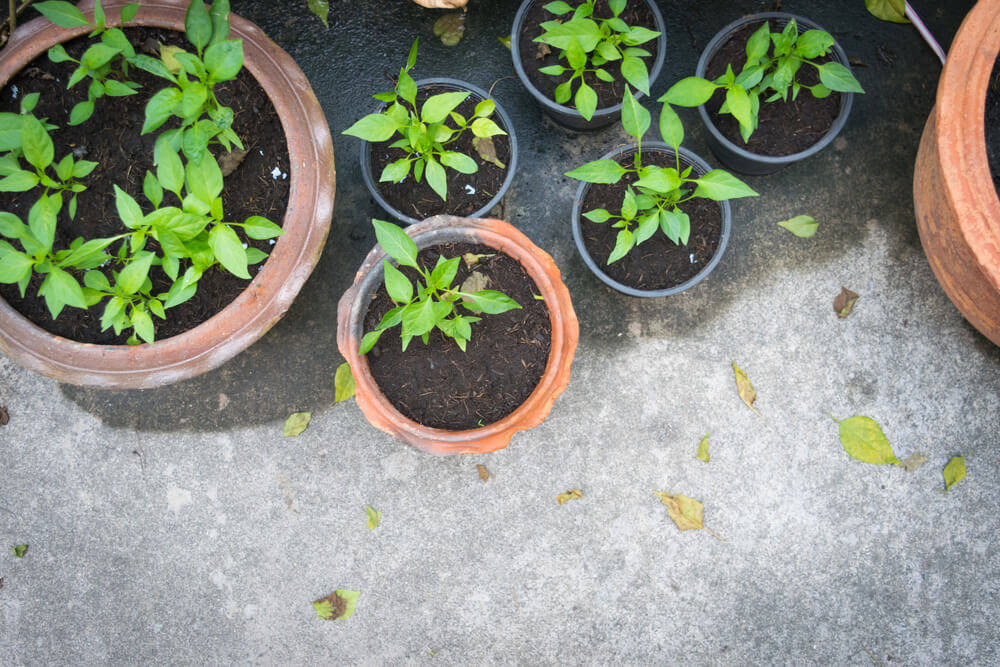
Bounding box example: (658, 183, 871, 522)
(369, 84, 511, 221)
(518, 0, 660, 110)
(580, 148, 722, 291)
(0, 27, 289, 344)
(705, 20, 842, 157)
(985, 53, 1000, 195)
(363, 242, 551, 431)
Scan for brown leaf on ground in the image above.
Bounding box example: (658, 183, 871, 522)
(473, 136, 506, 169)
(313, 589, 360, 620)
(218, 149, 248, 178)
(557, 489, 582, 505)
(0, 406, 8, 426)
(834, 287, 859, 318)
(536, 42, 552, 59)
(460, 271, 489, 294)
(477, 464, 490, 481)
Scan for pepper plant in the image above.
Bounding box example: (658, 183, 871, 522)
(535, 0, 660, 121)
(342, 39, 506, 202)
(662, 19, 864, 142)
(360, 219, 520, 354)
(566, 87, 757, 264)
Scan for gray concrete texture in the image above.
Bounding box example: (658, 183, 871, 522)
(2, 0, 999, 663)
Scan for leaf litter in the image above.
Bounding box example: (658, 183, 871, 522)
(335, 362, 356, 403)
(653, 492, 723, 540)
(557, 489, 582, 505)
(313, 589, 361, 621)
(732, 362, 761, 415)
(834, 287, 859, 318)
(283, 412, 312, 437)
(943, 456, 966, 492)
(365, 505, 381, 530)
(696, 432, 710, 462)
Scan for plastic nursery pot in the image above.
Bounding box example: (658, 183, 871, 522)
(0, 0, 335, 388)
(359, 78, 518, 226)
(337, 215, 579, 455)
(510, 0, 667, 132)
(913, 0, 1000, 347)
(571, 142, 732, 298)
(695, 12, 856, 176)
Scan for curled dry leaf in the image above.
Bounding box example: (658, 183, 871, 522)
(335, 362, 356, 403)
(365, 505, 381, 530)
(834, 287, 859, 319)
(433, 12, 466, 46)
(460, 271, 489, 294)
(557, 489, 582, 505)
(283, 412, 312, 437)
(536, 42, 552, 59)
(832, 415, 899, 465)
(477, 464, 490, 481)
(897, 452, 929, 473)
(943, 456, 966, 492)
(696, 432, 710, 463)
(732, 362, 761, 416)
(313, 589, 361, 621)
(218, 149, 248, 178)
(473, 136, 506, 169)
(462, 252, 495, 269)
(0, 405, 8, 426)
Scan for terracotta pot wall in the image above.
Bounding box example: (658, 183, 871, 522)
(0, 0, 335, 387)
(914, 0, 1000, 346)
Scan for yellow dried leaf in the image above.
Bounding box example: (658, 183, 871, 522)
(557, 489, 582, 505)
(943, 456, 966, 492)
(732, 362, 760, 415)
(335, 362, 356, 403)
(654, 492, 703, 531)
(696, 432, 710, 463)
(159, 44, 186, 75)
(365, 505, 381, 530)
(477, 464, 490, 481)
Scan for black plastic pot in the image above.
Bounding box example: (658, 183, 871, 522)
(359, 78, 518, 226)
(695, 12, 856, 176)
(571, 142, 732, 298)
(511, 0, 667, 132)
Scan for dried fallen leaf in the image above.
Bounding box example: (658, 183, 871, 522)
(943, 455, 966, 492)
(159, 43, 186, 75)
(653, 492, 703, 531)
(313, 589, 361, 621)
(557, 489, 582, 505)
(776, 215, 819, 238)
(834, 287, 859, 318)
(732, 362, 761, 416)
(0, 576, 4, 592)
(12, 544, 27, 558)
(433, 12, 466, 46)
(0, 405, 8, 426)
(498, 35, 511, 50)
(897, 452, 929, 473)
(335, 362, 356, 403)
(218, 148, 248, 178)
(460, 271, 489, 294)
(283, 412, 312, 437)
(477, 464, 490, 481)
(696, 432, 710, 463)
(365, 505, 381, 530)
(473, 136, 506, 169)
(832, 415, 899, 465)
(536, 42, 552, 59)
(462, 252, 495, 268)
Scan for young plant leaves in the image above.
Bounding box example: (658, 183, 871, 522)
(313, 589, 360, 621)
(365, 505, 381, 530)
(943, 456, 966, 492)
(834, 287, 859, 318)
(833, 415, 899, 465)
(557, 489, 582, 505)
(620, 86, 650, 142)
(283, 411, 312, 437)
(732, 362, 760, 415)
(372, 219, 418, 269)
(777, 215, 818, 238)
(696, 432, 710, 463)
(334, 362, 355, 403)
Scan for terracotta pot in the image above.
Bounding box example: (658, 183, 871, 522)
(337, 215, 579, 455)
(913, 0, 1000, 347)
(0, 0, 335, 387)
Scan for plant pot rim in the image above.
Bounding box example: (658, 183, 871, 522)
(571, 141, 732, 298)
(336, 215, 579, 455)
(0, 0, 335, 389)
(510, 0, 667, 125)
(929, 1, 1000, 286)
(695, 11, 855, 168)
(359, 77, 518, 226)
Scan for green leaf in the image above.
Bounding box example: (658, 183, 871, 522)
(283, 411, 311, 437)
(21, 115, 54, 171)
(777, 215, 819, 238)
(470, 117, 506, 138)
(620, 86, 650, 142)
(745, 22, 771, 62)
(658, 103, 683, 147)
(181, 81, 209, 118)
(429, 256, 460, 289)
(117, 252, 155, 294)
(0, 211, 26, 238)
(383, 261, 412, 303)
(607, 228, 634, 264)
(796, 30, 835, 59)
(693, 169, 758, 201)
(131, 307, 155, 343)
(143, 171, 163, 208)
(461, 289, 520, 315)
(425, 156, 447, 201)
(405, 38, 419, 71)
(28, 194, 59, 250)
(121, 2, 139, 23)
(12, 544, 28, 558)
(365, 505, 381, 530)
(342, 113, 399, 142)
(334, 362, 355, 403)
(943, 456, 966, 492)
(0, 171, 40, 192)
(660, 77, 716, 107)
(43, 266, 87, 310)
(582, 208, 611, 223)
(114, 185, 143, 229)
(209, 224, 250, 279)
(724, 85, 753, 138)
(68, 100, 95, 126)
(20, 92, 40, 115)
(373, 219, 418, 269)
(634, 211, 659, 246)
(402, 297, 437, 337)
(866, 0, 908, 23)
(659, 207, 689, 244)
(157, 148, 185, 196)
(816, 62, 865, 94)
(440, 151, 478, 174)
(59, 236, 118, 268)
(0, 248, 33, 284)
(620, 56, 649, 95)
(421, 92, 469, 124)
(565, 159, 626, 184)
(574, 81, 597, 121)
(696, 432, 710, 463)
(143, 88, 182, 134)
(834, 416, 899, 465)
(81, 43, 120, 70)
(543, 1, 573, 15)
(185, 0, 213, 53)
(359, 329, 383, 355)
(634, 166, 681, 193)
(306, 0, 329, 27)
(204, 39, 243, 82)
(47, 43, 73, 64)
(623, 25, 659, 46)
(242, 216, 282, 240)
(186, 153, 223, 202)
(208, 0, 231, 43)
(33, 1, 90, 28)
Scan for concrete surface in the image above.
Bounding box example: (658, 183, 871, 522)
(3, 0, 1000, 663)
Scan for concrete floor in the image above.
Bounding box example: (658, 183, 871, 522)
(3, 0, 999, 663)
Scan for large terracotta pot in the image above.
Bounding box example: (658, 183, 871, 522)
(337, 216, 579, 455)
(914, 0, 1000, 346)
(0, 0, 335, 387)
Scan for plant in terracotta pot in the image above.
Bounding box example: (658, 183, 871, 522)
(666, 12, 863, 175)
(343, 39, 517, 226)
(337, 215, 578, 455)
(567, 88, 757, 297)
(511, 0, 666, 131)
(0, 0, 334, 388)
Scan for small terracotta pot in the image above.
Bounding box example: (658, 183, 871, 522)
(913, 0, 1000, 347)
(337, 216, 579, 455)
(0, 0, 335, 387)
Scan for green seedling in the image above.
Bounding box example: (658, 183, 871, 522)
(662, 19, 864, 142)
(566, 87, 757, 264)
(535, 0, 660, 120)
(360, 219, 520, 354)
(342, 39, 507, 202)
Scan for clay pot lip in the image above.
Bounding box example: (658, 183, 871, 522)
(0, 0, 335, 388)
(570, 141, 732, 298)
(933, 0, 1000, 286)
(510, 0, 667, 131)
(358, 77, 519, 226)
(336, 215, 579, 455)
(694, 12, 856, 171)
